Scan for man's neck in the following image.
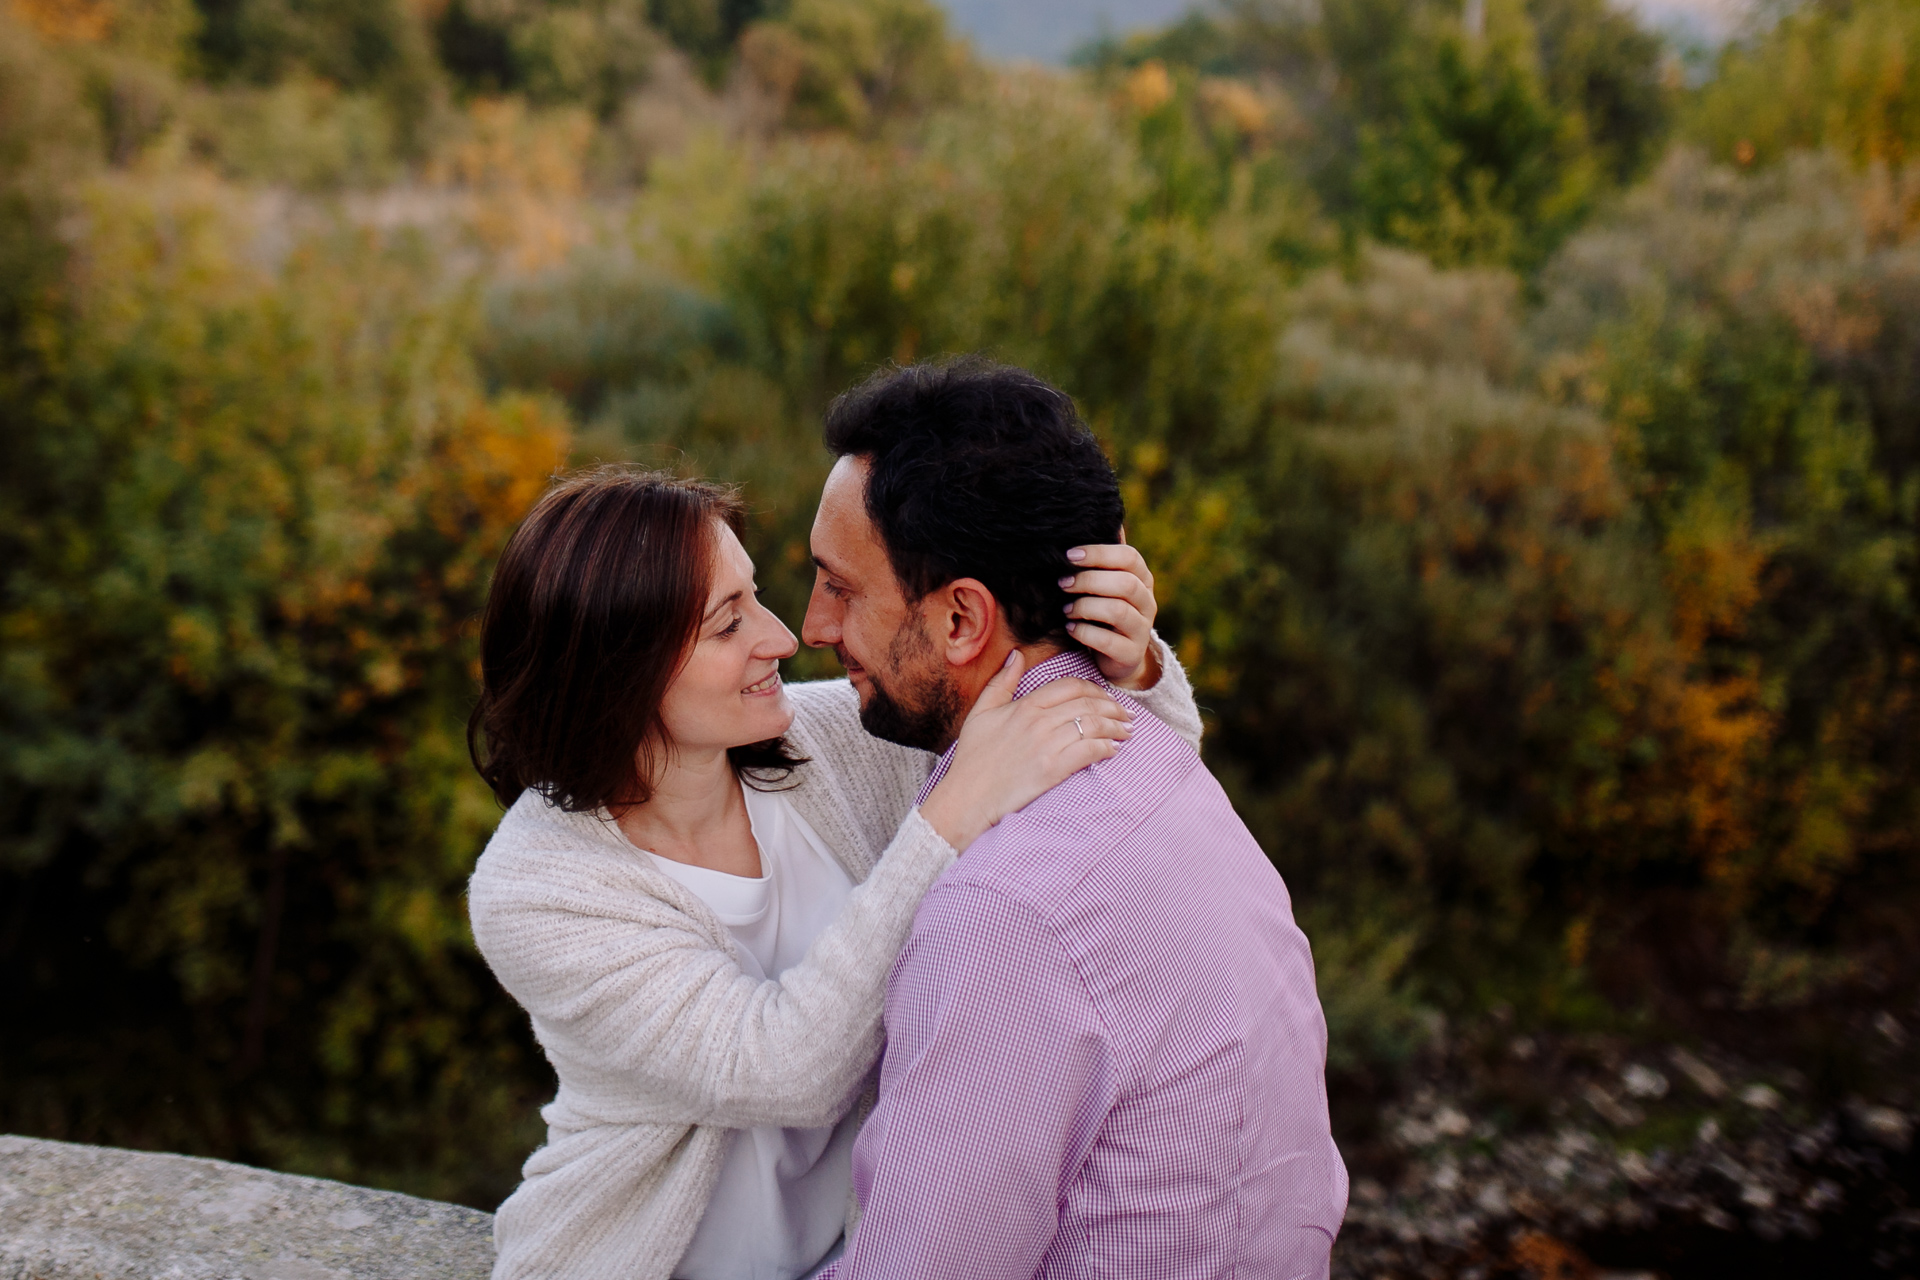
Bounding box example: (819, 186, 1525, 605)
(935, 639, 1068, 754)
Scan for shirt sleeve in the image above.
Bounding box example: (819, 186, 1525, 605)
(820, 880, 1116, 1280)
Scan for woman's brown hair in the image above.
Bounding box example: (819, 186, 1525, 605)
(469, 466, 803, 812)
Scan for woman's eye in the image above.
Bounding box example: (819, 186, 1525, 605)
(718, 617, 743, 638)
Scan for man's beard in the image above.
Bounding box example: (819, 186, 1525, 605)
(846, 618, 965, 754)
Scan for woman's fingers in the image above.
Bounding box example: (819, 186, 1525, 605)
(1019, 676, 1114, 709)
(1062, 544, 1160, 691)
(1063, 593, 1147, 636)
(1067, 615, 1131, 662)
(1065, 594, 1152, 682)
(1062, 710, 1131, 742)
(1058, 568, 1155, 615)
(1056, 734, 1123, 772)
(1030, 697, 1133, 746)
(1066, 542, 1153, 589)
(971, 649, 1025, 717)
(925, 667, 1132, 853)
(1020, 690, 1130, 728)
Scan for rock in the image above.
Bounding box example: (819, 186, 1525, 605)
(1618, 1150, 1654, 1185)
(0, 1135, 493, 1280)
(1621, 1065, 1669, 1100)
(1803, 1179, 1843, 1212)
(1396, 1116, 1438, 1147)
(1583, 1084, 1644, 1128)
(1848, 1103, 1912, 1151)
(1668, 1048, 1727, 1100)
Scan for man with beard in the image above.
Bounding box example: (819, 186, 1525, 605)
(800, 359, 1348, 1279)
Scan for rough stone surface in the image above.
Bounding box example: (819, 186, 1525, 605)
(0, 1136, 494, 1280)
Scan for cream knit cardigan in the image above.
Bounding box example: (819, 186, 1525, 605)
(468, 640, 1201, 1280)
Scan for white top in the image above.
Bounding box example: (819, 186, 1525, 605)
(644, 784, 859, 1280)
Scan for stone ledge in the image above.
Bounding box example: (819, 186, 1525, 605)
(0, 1135, 494, 1280)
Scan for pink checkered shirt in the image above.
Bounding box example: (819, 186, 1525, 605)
(820, 650, 1348, 1280)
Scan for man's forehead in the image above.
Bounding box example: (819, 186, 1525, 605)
(819, 455, 869, 512)
(813, 457, 880, 562)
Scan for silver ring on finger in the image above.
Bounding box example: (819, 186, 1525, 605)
(1074, 716, 1084, 738)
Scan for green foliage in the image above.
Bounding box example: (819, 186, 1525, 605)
(1690, 0, 1920, 170)
(738, 0, 968, 133)
(0, 34, 569, 1202)
(6, 0, 1920, 1208)
(1082, 0, 1673, 270)
(194, 0, 427, 84)
(645, 0, 774, 63)
(0, 12, 100, 323)
(1536, 150, 1920, 935)
(1351, 16, 1593, 269)
(1532, 0, 1672, 184)
(433, 0, 660, 113)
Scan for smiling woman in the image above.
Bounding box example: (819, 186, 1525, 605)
(468, 468, 806, 817)
(648, 522, 810, 878)
(461, 463, 1201, 1280)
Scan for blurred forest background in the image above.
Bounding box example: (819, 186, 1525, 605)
(1, 0, 1916, 1219)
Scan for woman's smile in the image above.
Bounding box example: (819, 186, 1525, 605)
(742, 671, 782, 697)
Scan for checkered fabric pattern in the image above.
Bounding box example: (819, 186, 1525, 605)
(821, 651, 1348, 1280)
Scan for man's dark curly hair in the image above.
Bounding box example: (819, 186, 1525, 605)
(822, 358, 1124, 646)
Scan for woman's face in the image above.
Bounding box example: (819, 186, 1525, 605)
(655, 521, 799, 759)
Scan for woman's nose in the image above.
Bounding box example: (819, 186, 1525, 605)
(759, 612, 799, 659)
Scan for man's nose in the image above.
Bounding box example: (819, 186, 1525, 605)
(800, 586, 838, 649)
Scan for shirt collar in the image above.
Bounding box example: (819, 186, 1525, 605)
(915, 648, 1106, 808)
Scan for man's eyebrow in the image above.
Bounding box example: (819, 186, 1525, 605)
(810, 553, 840, 575)
(702, 589, 744, 622)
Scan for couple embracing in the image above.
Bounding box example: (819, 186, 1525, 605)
(466, 359, 1349, 1280)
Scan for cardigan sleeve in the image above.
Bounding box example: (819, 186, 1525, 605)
(469, 804, 956, 1131)
(1124, 633, 1204, 751)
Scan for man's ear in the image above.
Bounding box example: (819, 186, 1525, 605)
(926, 578, 1001, 667)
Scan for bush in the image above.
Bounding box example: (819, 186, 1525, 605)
(1535, 149, 1920, 969)
(1074, 0, 1673, 271)
(0, 157, 569, 1203)
(1690, 0, 1920, 171)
